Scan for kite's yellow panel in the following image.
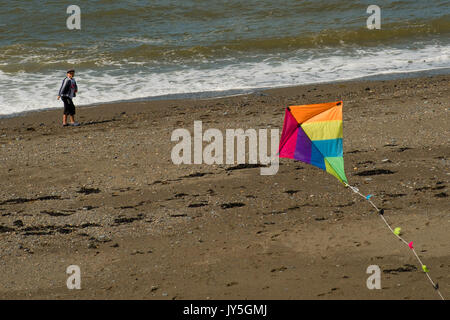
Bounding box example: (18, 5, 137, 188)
(301, 120, 343, 141)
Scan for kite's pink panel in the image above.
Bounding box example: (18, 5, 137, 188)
(279, 127, 298, 158)
(279, 108, 299, 158)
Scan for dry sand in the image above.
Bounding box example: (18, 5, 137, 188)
(0, 75, 449, 299)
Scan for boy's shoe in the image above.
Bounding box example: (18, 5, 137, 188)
(70, 122, 80, 127)
(62, 123, 69, 127)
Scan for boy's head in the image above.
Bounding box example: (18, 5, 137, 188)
(67, 69, 75, 78)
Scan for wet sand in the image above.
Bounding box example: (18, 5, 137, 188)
(0, 75, 449, 299)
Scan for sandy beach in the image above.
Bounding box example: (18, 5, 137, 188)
(0, 74, 448, 299)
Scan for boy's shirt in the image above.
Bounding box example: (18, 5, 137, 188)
(59, 77, 78, 98)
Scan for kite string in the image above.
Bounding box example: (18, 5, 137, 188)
(344, 182, 445, 300)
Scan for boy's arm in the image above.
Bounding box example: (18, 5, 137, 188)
(58, 78, 69, 97)
(58, 79, 64, 96)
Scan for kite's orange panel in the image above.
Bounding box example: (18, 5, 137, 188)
(289, 101, 342, 124)
(304, 105, 342, 123)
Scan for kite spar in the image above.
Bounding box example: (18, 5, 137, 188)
(278, 101, 444, 300)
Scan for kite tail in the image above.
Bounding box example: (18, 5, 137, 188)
(344, 182, 445, 301)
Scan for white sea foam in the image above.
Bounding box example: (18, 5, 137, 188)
(0, 44, 449, 116)
(117, 37, 166, 45)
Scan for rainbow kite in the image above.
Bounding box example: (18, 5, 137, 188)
(278, 100, 444, 300)
(279, 101, 347, 184)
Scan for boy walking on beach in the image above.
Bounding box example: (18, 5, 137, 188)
(57, 69, 79, 126)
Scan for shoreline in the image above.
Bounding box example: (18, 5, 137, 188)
(1, 67, 449, 120)
(0, 73, 449, 299)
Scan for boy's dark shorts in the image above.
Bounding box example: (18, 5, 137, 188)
(62, 97, 76, 115)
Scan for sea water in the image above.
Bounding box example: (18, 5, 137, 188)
(0, 0, 449, 116)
